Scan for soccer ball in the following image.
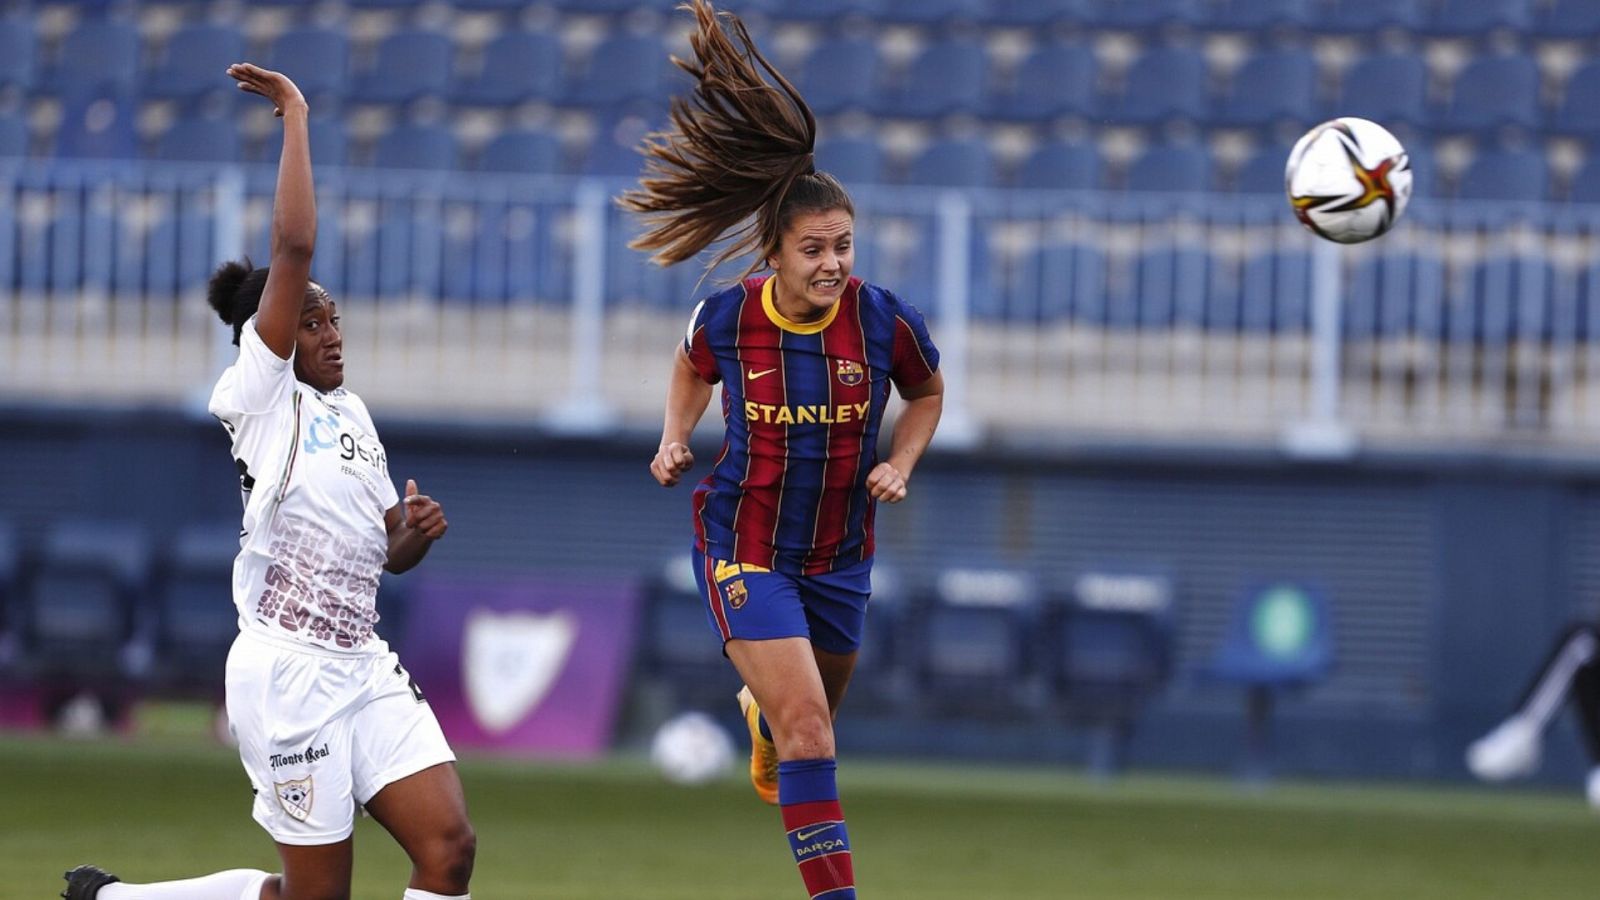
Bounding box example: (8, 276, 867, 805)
(649, 711, 735, 785)
(1285, 117, 1412, 244)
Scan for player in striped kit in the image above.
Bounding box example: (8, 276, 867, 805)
(625, 3, 945, 897)
(63, 64, 474, 900)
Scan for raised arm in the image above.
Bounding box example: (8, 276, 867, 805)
(228, 63, 313, 360)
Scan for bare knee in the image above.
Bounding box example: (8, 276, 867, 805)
(773, 704, 835, 760)
(413, 820, 476, 891)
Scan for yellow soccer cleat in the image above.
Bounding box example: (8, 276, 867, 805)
(736, 685, 780, 805)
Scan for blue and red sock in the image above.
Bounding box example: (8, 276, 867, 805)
(778, 758, 855, 899)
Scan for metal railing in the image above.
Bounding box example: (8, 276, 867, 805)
(4, 159, 1600, 456)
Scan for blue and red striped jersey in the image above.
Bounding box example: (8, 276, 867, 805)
(683, 274, 939, 575)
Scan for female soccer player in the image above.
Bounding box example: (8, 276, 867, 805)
(625, 4, 944, 897)
(63, 64, 475, 900)
(1467, 620, 1600, 808)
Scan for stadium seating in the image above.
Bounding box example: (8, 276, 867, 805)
(877, 0, 987, 25)
(1423, 0, 1532, 36)
(151, 523, 240, 693)
(144, 24, 245, 102)
(1455, 146, 1549, 203)
(54, 93, 137, 160)
(998, 41, 1097, 122)
(1048, 570, 1174, 776)
(0, 112, 25, 158)
(1124, 141, 1212, 193)
(40, 18, 139, 100)
(1536, 0, 1600, 37)
(268, 27, 351, 104)
(21, 521, 151, 684)
(905, 136, 995, 189)
(0, 17, 34, 91)
(910, 566, 1042, 719)
(1091, 0, 1204, 30)
(1313, 0, 1425, 32)
(1435, 54, 1541, 134)
(797, 36, 881, 116)
(478, 129, 564, 175)
(987, 0, 1091, 27)
(148, 113, 241, 164)
(1552, 61, 1600, 140)
(567, 32, 673, 110)
(1337, 53, 1428, 129)
(1113, 46, 1209, 126)
(349, 29, 453, 106)
(814, 133, 887, 185)
(1202, 582, 1334, 782)
(453, 30, 564, 108)
(1208, 0, 1314, 29)
(1012, 140, 1100, 191)
(881, 36, 988, 119)
(373, 122, 459, 171)
(1215, 48, 1316, 131)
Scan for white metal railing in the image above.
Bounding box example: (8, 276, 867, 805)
(4, 159, 1600, 456)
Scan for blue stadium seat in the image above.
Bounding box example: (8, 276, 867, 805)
(1568, 157, 1600, 205)
(1013, 140, 1100, 191)
(912, 567, 1042, 718)
(1313, 0, 1424, 32)
(1552, 61, 1600, 139)
(0, 112, 26, 158)
(374, 122, 458, 171)
(881, 36, 987, 119)
(350, 30, 453, 106)
(769, 0, 880, 22)
(148, 113, 241, 164)
(797, 36, 880, 116)
(1202, 582, 1334, 782)
(1238, 250, 1313, 334)
(1110, 245, 1211, 329)
(477, 129, 563, 175)
(1215, 48, 1316, 130)
(1231, 140, 1294, 195)
(904, 136, 994, 189)
(1435, 54, 1541, 134)
(1423, 0, 1532, 35)
(988, 0, 1092, 27)
(23, 521, 151, 681)
(0, 18, 35, 91)
(258, 111, 348, 168)
(877, 0, 986, 25)
(1125, 141, 1212, 192)
(1337, 53, 1427, 128)
(54, 94, 137, 160)
(1455, 146, 1549, 203)
(42, 18, 140, 100)
(1208, 0, 1314, 29)
(1345, 252, 1446, 342)
(567, 33, 672, 110)
(1111, 46, 1208, 125)
(583, 108, 658, 177)
(144, 24, 245, 102)
(1536, 0, 1600, 38)
(1090, 0, 1203, 29)
(152, 523, 241, 693)
(814, 133, 886, 185)
(1049, 571, 1174, 776)
(269, 27, 350, 103)
(454, 30, 562, 107)
(640, 553, 741, 709)
(998, 41, 1096, 121)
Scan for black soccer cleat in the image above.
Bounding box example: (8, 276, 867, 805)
(61, 865, 120, 900)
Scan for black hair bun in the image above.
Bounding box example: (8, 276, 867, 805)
(206, 258, 255, 326)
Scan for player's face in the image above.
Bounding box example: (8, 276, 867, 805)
(768, 208, 853, 321)
(292, 285, 344, 392)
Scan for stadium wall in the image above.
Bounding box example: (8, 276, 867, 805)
(1, 405, 1596, 785)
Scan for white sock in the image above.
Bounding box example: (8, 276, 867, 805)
(402, 891, 470, 900)
(99, 869, 270, 900)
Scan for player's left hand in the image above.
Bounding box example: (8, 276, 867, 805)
(865, 462, 908, 503)
(403, 478, 448, 539)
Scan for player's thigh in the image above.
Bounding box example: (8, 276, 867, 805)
(349, 654, 467, 851)
(266, 839, 354, 900)
(726, 636, 830, 723)
(362, 761, 473, 866)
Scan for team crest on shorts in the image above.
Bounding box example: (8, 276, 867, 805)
(726, 579, 748, 609)
(275, 777, 314, 822)
(836, 359, 865, 386)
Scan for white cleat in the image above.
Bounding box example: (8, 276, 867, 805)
(1466, 717, 1542, 782)
(1586, 767, 1600, 811)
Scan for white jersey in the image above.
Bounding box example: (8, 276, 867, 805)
(208, 316, 398, 655)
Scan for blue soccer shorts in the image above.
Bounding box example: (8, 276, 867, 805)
(691, 545, 872, 655)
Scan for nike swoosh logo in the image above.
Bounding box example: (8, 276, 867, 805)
(747, 367, 778, 381)
(795, 824, 838, 841)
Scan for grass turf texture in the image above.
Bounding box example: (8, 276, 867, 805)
(4, 732, 1597, 899)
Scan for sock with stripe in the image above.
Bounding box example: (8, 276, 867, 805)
(99, 869, 270, 900)
(778, 757, 855, 899)
(402, 890, 471, 899)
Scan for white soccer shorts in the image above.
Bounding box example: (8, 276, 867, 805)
(224, 630, 456, 845)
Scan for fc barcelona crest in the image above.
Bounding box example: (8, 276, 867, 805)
(275, 777, 314, 822)
(836, 359, 864, 387)
(726, 579, 748, 609)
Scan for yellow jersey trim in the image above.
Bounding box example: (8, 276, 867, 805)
(761, 275, 839, 335)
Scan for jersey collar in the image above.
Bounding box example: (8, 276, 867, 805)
(761, 274, 841, 335)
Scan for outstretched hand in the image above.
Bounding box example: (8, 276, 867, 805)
(226, 62, 306, 117)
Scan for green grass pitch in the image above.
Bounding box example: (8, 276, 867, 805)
(4, 731, 1597, 899)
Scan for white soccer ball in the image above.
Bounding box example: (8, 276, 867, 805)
(1285, 117, 1413, 244)
(649, 711, 735, 785)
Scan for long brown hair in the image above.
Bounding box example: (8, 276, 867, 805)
(619, 0, 854, 277)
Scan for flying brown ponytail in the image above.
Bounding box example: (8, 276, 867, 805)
(619, 0, 852, 276)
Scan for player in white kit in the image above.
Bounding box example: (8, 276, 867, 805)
(63, 64, 475, 900)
